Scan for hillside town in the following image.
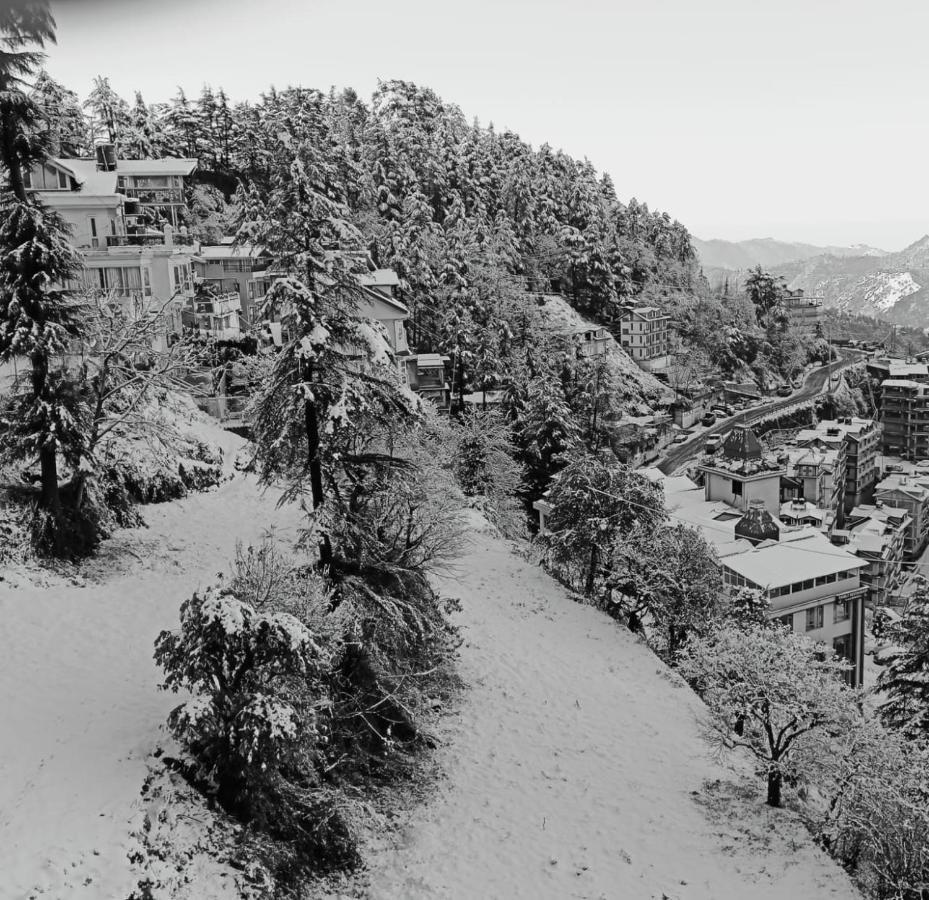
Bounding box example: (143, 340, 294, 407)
(3, 2, 929, 899)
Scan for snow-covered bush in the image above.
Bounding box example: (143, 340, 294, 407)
(452, 408, 525, 538)
(679, 623, 855, 807)
(608, 522, 726, 661)
(154, 585, 364, 878)
(542, 454, 666, 597)
(155, 587, 328, 805)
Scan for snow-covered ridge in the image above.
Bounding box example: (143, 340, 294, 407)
(838, 271, 922, 313)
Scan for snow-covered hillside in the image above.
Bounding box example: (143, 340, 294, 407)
(0, 420, 859, 900)
(841, 271, 922, 313)
(0, 425, 302, 900)
(336, 517, 860, 900)
(538, 295, 673, 411)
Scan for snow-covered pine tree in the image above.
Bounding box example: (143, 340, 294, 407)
(239, 134, 420, 570)
(83, 75, 130, 149)
(30, 70, 87, 156)
(517, 373, 581, 500)
(0, 0, 89, 555)
(877, 580, 929, 740)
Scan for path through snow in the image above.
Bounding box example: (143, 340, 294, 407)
(0, 430, 301, 900)
(355, 519, 860, 900)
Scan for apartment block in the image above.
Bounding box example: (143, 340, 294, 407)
(880, 379, 929, 460)
(617, 305, 672, 371)
(784, 289, 824, 337)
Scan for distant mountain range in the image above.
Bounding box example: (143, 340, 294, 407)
(773, 236, 929, 328)
(693, 236, 888, 271)
(695, 234, 929, 329)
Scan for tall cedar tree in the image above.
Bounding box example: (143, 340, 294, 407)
(240, 133, 419, 572)
(877, 580, 929, 740)
(0, 0, 86, 551)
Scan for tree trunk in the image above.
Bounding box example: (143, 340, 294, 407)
(585, 545, 598, 596)
(766, 767, 782, 807)
(30, 353, 61, 514)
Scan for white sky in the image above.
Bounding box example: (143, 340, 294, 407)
(45, 0, 929, 251)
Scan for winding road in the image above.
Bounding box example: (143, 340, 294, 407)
(657, 351, 864, 475)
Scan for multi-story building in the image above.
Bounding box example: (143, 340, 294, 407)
(24, 151, 199, 349)
(617, 305, 672, 371)
(841, 503, 910, 606)
(874, 470, 929, 559)
(880, 379, 929, 460)
(194, 243, 274, 325)
(795, 418, 881, 512)
(719, 521, 867, 685)
(784, 289, 824, 337)
(779, 446, 844, 515)
(182, 290, 242, 341)
(697, 425, 785, 517)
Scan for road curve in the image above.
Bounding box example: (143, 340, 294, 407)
(657, 352, 863, 476)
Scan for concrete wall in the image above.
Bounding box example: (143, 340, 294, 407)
(705, 471, 781, 517)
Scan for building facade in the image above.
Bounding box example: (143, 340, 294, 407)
(617, 305, 672, 370)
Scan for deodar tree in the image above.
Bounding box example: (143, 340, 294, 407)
(0, 0, 89, 555)
(238, 125, 421, 572)
(877, 579, 929, 741)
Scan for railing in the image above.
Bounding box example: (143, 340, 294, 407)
(106, 233, 194, 248)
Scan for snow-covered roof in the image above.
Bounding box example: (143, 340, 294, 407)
(721, 530, 865, 588)
(881, 378, 925, 389)
(198, 243, 267, 260)
(50, 158, 119, 196)
(357, 268, 400, 289)
(415, 353, 447, 368)
(110, 158, 198, 177)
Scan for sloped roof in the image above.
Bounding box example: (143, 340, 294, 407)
(111, 158, 198, 176)
(199, 243, 268, 260)
(722, 425, 763, 461)
(50, 158, 118, 196)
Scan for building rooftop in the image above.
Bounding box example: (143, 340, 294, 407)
(198, 243, 268, 260)
(721, 530, 865, 589)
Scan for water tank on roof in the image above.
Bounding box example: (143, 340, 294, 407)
(95, 143, 117, 172)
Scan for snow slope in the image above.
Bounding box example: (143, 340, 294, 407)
(350, 518, 860, 900)
(0, 426, 302, 900)
(538, 295, 673, 411)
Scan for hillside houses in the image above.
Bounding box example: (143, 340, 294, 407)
(655, 464, 869, 685)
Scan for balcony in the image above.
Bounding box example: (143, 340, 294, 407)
(106, 232, 194, 248)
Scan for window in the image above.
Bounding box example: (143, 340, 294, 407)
(57, 168, 69, 189)
(806, 606, 824, 631)
(23, 169, 32, 189)
(833, 634, 851, 661)
(834, 598, 850, 623)
(732, 480, 743, 497)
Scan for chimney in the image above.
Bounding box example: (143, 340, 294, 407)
(95, 143, 117, 172)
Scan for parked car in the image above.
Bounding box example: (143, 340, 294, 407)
(885, 463, 905, 474)
(701, 413, 716, 427)
(705, 435, 722, 454)
(712, 404, 734, 417)
(776, 385, 793, 397)
(672, 432, 688, 444)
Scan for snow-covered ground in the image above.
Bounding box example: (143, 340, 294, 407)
(1, 425, 859, 900)
(0, 426, 302, 900)
(346, 516, 860, 900)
